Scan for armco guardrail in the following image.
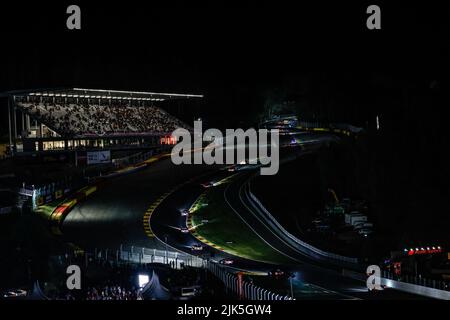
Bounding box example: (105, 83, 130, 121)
(380, 277, 450, 300)
(381, 270, 450, 293)
(296, 121, 364, 135)
(246, 182, 358, 265)
(343, 269, 450, 300)
(207, 261, 294, 300)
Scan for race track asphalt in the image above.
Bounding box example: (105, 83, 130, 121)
(62, 158, 218, 249)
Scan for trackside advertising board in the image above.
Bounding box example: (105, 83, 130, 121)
(87, 150, 111, 165)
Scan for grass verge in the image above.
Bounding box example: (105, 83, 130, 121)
(191, 183, 293, 265)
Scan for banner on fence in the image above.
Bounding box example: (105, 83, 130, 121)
(87, 150, 111, 165)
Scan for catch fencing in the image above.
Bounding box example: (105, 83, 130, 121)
(206, 261, 294, 301)
(382, 269, 450, 292)
(91, 245, 204, 269)
(92, 246, 293, 300)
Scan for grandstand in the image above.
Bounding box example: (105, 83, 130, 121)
(1, 88, 202, 154)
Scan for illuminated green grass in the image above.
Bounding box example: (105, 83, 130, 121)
(192, 184, 293, 265)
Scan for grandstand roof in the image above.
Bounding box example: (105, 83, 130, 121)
(1, 87, 203, 101)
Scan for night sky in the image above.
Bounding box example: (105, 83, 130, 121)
(1, 2, 448, 130)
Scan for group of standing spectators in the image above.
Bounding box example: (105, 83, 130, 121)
(17, 102, 190, 136)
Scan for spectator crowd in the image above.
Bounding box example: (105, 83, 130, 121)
(17, 102, 191, 136)
(85, 284, 139, 300)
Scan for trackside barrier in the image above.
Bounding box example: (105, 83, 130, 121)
(341, 269, 450, 300)
(295, 121, 364, 137)
(380, 277, 450, 300)
(91, 245, 293, 301)
(260, 118, 362, 136)
(206, 261, 294, 301)
(92, 245, 204, 269)
(381, 270, 450, 293)
(112, 150, 156, 168)
(245, 183, 358, 265)
(98, 152, 170, 180)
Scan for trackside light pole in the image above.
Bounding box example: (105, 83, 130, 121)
(164, 235, 168, 265)
(12, 96, 17, 153)
(290, 276, 294, 299)
(8, 96, 12, 152)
